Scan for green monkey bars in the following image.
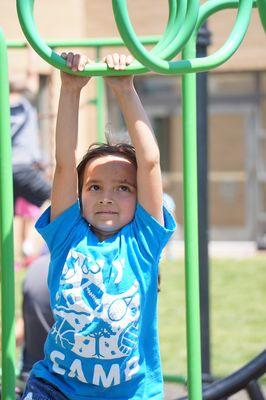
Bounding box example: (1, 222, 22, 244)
(0, 0, 265, 399)
(16, 0, 265, 76)
(112, 0, 253, 74)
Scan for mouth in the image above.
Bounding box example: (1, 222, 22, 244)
(95, 211, 118, 215)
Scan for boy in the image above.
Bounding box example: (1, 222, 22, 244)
(22, 52, 176, 400)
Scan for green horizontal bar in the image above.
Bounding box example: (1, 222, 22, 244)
(163, 374, 187, 385)
(6, 35, 161, 49)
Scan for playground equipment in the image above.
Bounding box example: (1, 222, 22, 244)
(177, 350, 266, 400)
(0, 27, 15, 400)
(0, 0, 265, 399)
(6, 35, 162, 144)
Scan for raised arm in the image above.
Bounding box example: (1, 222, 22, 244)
(104, 54, 163, 225)
(51, 52, 91, 221)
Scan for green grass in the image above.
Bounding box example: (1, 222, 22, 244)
(158, 255, 266, 379)
(1, 257, 266, 382)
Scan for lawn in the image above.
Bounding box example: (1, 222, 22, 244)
(5, 254, 266, 382)
(158, 255, 266, 380)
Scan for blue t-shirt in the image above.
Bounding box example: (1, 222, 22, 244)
(32, 202, 176, 400)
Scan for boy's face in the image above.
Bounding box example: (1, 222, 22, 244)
(81, 155, 137, 241)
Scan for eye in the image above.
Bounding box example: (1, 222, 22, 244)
(89, 184, 100, 191)
(118, 185, 130, 192)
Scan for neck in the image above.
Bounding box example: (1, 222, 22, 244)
(91, 226, 120, 242)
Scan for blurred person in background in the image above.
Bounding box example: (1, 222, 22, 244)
(10, 47, 51, 267)
(16, 253, 54, 383)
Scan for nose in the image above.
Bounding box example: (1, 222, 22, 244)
(99, 198, 113, 205)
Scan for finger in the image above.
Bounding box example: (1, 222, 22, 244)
(105, 54, 114, 69)
(72, 53, 81, 71)
(66, 52, 74, 68)
(78, 55, 89, 71)
(112, 53, 120, 70)
(126, 55, 134, 65)
(61, 52, 67, 60)
(118, 54, 127, 70)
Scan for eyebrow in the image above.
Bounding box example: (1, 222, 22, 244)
(85, 179, 100, 184)
(85, 178, 136, 188)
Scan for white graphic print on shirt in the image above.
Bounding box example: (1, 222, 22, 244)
(51, 249, 141, 361)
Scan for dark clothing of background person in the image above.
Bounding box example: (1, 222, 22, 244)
(20, 254, 54, 380)
(10, 96, 51, 207)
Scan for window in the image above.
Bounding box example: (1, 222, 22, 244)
(152, 116, 171, 172)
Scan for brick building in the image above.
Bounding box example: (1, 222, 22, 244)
(1, 0, 266, 241)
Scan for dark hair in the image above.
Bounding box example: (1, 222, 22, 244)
(77, 142, 137, 204)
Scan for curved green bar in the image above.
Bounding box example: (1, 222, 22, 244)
(127, 0, 182, 69)
(152, 0, 178, 54)
(196, 0, 255, 30)
(257, 0, 266, 31)
(118, 0, 187, 64)
(112, 0, 199, 73)
(16, 0, 263, 77)
(0, 28, 16, 400)
(189, 0, 254, 72)
(114, 0, 253, 74)
(6, 36, 161, 49)
(16, 0, 185, 76)
(117, 0, 188, 72)
(152, 0, 187, 55)
(16, 0, 127, 76)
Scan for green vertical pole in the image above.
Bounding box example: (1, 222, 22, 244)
(95, 47, 105, 142)
(0, 28, 16, 400)
(182, 33, 203, 400)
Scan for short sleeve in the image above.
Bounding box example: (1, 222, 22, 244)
(131, 203, 176, 261)
(35, 202, 83, 257)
